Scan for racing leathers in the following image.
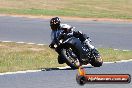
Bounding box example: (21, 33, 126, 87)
(49, 24, 94, 50)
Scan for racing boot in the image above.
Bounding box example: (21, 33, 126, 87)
(58, 55, 65, 64)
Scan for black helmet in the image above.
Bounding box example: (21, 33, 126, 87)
(50, 17, 61, 30)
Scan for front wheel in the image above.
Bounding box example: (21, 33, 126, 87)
(90, 49, 103, 67)
(61, 46, 81, 69)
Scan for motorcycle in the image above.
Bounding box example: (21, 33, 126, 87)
(51, 33, 103, 69)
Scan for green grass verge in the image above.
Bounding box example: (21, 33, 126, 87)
(0, 42, 65, 73)
(0, 42, 132, 73)
(0, 0, 132, 19)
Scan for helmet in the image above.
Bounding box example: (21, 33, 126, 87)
(50, 17, 61, 30)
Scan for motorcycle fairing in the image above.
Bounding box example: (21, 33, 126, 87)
(62, 37, 89, 59)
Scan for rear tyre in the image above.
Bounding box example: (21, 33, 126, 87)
(61, 45, 81, 69)
(90, 57, 103, 67)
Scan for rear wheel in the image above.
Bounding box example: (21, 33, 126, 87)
(61, 46, 81, 69)
(90, 57, 103, 67)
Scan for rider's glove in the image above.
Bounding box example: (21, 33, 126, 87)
(49, 42, 56, 49)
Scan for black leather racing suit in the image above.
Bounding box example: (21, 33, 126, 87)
(49, 24, 91, 64)
(50, 24, 88, 48)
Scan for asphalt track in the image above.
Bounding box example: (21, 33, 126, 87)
(0, 62, 131, 88)
(0, 16, 132, 88)
(0, 16, 132, 50)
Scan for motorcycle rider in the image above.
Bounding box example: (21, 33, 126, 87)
(49, 17, 95, 64)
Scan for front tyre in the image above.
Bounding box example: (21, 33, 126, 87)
(61, 46, 81, 69)
(90, 49, 103, 67)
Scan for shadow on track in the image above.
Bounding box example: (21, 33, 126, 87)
(41, 68, 73, 71)
(41, 66, 93, 71)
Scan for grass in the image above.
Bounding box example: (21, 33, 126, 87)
(0, 42, 65, 73)
(0, 0, 132, 19)
(0, 42, 132, 73)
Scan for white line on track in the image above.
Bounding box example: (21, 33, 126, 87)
(37, 44, 45, 46)
(122, 50, 130, 51)
(103, 59, 132, 64)
(27, 43, 35, 45)
(114, 49, 119, 51)
(0, 70, 41, 76)
(0, 59, 132, 75)
(114, 48, 130, 51)
(16, 42, 25, 44)
(1, 41, 12, 43)
(0, 40, 45, 46)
